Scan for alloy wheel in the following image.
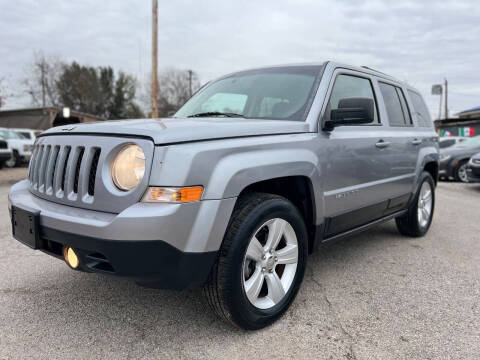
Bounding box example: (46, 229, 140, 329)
(417, 181, 433, 228)
(457, 164, 468, 183)
(242, 218, 298, 309)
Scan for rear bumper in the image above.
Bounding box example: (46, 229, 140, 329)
(9, 179, 236, 289)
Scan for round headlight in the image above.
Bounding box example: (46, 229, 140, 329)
(112, 144, 146, 191)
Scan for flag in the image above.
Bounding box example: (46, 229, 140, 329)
(459, 127, 475, 137)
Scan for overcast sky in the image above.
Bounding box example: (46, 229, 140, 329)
(1, 0, 479, 117)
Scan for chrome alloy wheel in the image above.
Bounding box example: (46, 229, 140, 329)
(242, 218, 298, 309)
(417, 181, 433, 228)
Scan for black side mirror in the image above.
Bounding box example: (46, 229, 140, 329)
(323, 97, 374, 131)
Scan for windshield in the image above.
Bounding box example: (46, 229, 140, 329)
(0, 130, 22, 139)
(175, 65, 323, 121)
(453, 136, 480, 148)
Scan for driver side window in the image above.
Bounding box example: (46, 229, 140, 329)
(325, 74, 379, 124)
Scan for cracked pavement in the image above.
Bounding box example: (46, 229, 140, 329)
(0, 170, 479, 359)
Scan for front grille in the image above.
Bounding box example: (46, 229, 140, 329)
(29, 144, 101, 201)
(28, 135, 154, 213)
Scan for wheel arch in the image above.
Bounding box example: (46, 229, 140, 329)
(236, 176, 319, 254)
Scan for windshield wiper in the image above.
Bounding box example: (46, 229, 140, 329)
(187, 111, 245, 118)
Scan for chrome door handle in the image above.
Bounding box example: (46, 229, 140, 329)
(375, 140, 391, 149)
(412, 139, 422, 145)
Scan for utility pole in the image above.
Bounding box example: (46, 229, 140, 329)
(188, 70, 193, 98)
(151, 0, 159, 118)
(444, 78, 448, 119)
(438, 89, 443, 120)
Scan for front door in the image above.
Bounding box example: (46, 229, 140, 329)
(320, 71, 392, 237)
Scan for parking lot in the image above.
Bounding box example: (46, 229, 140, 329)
(0, 168, 479, 359)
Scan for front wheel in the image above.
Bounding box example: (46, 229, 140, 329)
(5, 151, 19, 168)
(454, 161, 469, 183)
(395, 171, 435, 237)
(204, 193, 308, 330)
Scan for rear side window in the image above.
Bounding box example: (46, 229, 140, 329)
(325, 74, 379, 124)
(408, 90, 432, 127)
(379, 83, 412, 127)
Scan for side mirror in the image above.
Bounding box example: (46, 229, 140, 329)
(323, 97, 374, 131)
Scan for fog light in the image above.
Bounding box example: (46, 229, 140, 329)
(63, 246, 79, 269)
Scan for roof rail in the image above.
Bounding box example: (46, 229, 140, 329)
(361, 66, 389, 76)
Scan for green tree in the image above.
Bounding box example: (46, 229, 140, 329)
(56, 62, 144, 119)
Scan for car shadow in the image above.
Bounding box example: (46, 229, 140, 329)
(11, 221, 407, 339)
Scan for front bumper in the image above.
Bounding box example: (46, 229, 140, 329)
(9, 180, 236, 289)
(439, 160, 453, 178)
(466, 164, 480, 183)
(0, 151, 11, 162)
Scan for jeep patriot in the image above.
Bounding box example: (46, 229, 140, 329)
(9, 62, 439, 329)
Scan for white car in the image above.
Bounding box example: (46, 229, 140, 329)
(0, 137, 13, 168)
(0, 128, 34, 167)
(11, 128, 42, 141)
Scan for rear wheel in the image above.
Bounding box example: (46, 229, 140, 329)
(454, 161, 469, 183)
(204, 193, 308, 330)
(395, 171, 435, 237)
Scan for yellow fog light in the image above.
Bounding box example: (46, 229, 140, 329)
(63, 246, 79, 269)
(142, 186, 203, 203)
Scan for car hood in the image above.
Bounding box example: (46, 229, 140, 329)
(440, 146, 480, 158)
(42, 118, 309, 145)
(471, 151, 480, 160)
(6, 138, 34, 146)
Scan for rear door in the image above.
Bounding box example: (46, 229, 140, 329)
(375, 81, 418, 198)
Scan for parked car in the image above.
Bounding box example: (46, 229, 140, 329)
(439, 136, 467, 149)
(9, 62, 439, 330)
(0, 128, 35, 167)
(439, 136, 480, 182)
(466, 152, 480, 183)
(0, 137, 13, 168)
(11, 128, 42, 141)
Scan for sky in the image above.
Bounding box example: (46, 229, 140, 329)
(1, 0, 479, 117)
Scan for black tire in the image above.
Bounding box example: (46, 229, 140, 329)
(395, 171, 435, 237)
(5, 150, 19, 168)
(0, 161, 4, 169)
(454, 160, 469, 183)
(204, 192, 308, 330)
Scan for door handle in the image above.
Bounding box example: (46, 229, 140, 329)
(411, 138, 422, 145)
(375, 140, 391, 149)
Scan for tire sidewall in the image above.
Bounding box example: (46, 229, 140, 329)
(455, 162, 469, 183)
(414, 172, 435, 235)
(225, 198, 308, 329)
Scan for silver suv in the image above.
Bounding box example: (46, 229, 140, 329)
(9, 62, 439, 330)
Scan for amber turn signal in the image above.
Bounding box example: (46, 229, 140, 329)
(63, 246, 80, 269)
(142, 186, 203, 203)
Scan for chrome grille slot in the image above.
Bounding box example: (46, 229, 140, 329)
(88, 148, 101, 196)
(60, 146, 71, 192)
(38, 145, 51, 192)
(73, 147, 85, 194)
(28, 135, 154, 213)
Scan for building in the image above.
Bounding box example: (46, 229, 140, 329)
(0, 107, 105, 130)
(434, 106, 480, 137)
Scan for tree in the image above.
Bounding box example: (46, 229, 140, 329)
(23, 52, 62, 107)
(143, 68, 201, 117)
(56, 62, 144, 119)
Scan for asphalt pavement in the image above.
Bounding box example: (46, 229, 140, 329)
(0, 169, 479, 359)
